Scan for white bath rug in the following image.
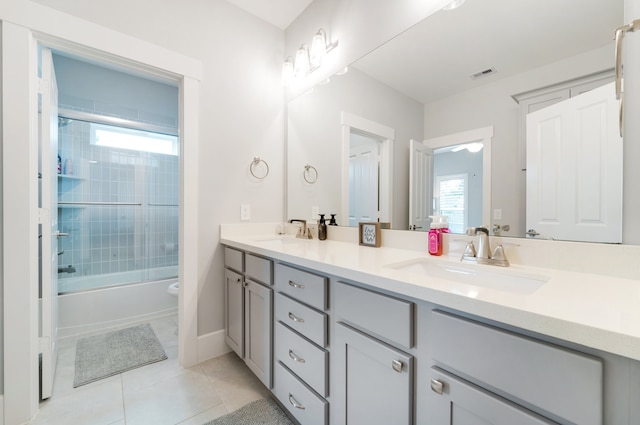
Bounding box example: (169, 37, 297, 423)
(73, 323, 167, 387)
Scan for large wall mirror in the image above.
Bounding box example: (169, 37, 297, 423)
(287, 0, 624, 243)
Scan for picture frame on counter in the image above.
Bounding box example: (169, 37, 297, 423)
(359, 222, 381, 247)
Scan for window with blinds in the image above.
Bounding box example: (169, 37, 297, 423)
(435, 174, 468, 233)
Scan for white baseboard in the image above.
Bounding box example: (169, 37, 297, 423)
(197, 329, 231, 363)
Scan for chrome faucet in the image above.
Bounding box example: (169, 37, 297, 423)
(462, 227, 509, 267)
(289, 219, 312, 239)
(467, 227, 491, 261)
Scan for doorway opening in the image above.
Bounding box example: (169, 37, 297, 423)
(341, 112, 394, 228)
(38, 47, 180, 401)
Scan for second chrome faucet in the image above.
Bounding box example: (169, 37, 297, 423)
(289, 219, 312, 239)
(462, 227, 509, 267)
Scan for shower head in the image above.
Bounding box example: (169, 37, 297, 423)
(58, 117, 73, 127)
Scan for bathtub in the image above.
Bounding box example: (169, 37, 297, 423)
(58, 266, 178, 339)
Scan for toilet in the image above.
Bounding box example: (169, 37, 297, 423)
(168, 281, 179, 297)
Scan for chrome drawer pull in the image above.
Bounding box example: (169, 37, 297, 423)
(289, 393, 306, 410)
(431, 379, 444, 395)
(288, 280, 305, 289)
(391, 360, 404, 373)
(288, 312, 305, 323)
(289, 349, 306, 363)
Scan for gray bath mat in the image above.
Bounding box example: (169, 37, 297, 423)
(204, 398, 293, 425)
(73, 323, 167, 387)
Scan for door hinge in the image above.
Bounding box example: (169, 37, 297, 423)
(38, 208, 50, 224)
(39, 336, 50, 354)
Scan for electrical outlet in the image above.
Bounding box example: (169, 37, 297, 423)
(493, 209, 502, 220)
(240, 204, 251, 221)
(312, 206, 319, 219)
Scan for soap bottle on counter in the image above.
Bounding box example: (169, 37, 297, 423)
(428, 216, 442, 256)
(318, 214, 327, 240)
(439, 215, 450, 233)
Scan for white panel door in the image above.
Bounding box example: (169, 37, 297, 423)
(526, 82, 622, 243)
(39, 47, 60, 400)
(348, 139, 379, 226)
(409, 139, 433, 231)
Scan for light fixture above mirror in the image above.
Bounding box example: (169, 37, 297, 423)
(283, 28, 338, 86)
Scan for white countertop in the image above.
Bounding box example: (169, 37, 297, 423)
(221, 226, 640, 362)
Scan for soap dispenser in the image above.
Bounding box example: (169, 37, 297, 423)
(318, 214, 327, 240)
(428, 215, 442, 256)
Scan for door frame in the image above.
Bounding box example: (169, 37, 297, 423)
(1, 5, 202, 424)
(340, 112, 394, 227)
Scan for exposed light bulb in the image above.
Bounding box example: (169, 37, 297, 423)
(466, 143, 483, 153)
(310, 29, 327, 68)
(282, 57, 294, 85)
(442, 0, 465, 11)
(294, 44, 310, 78)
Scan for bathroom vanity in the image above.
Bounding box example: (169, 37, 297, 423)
(221, 225, 640, 425)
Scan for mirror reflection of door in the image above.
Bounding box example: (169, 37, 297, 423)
(525, 81, 622, 243)
(409, 140, 433, 231)
(349, 130, 381, 226)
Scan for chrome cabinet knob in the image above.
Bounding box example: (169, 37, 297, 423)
(391, 360, 404, 373)
(431, 378, 444, 395)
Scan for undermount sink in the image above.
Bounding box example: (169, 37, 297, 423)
(385, 258, 549, 295)
(252, 236, 308, 246)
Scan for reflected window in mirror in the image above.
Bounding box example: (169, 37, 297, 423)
(433, 144, 483, 233)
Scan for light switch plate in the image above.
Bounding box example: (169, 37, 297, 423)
(312, 206, 319, 219)
(240, 204, 251, 221)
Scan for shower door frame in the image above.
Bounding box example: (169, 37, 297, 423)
(1, 5, 202, 424)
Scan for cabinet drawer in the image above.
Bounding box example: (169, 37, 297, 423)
(275, 322, 328, 397)
(431, 310, 603, 425)
(427, 367, 555, 424)
(275, 293, 327, 347)
(245, 253, 273, 285)
(274, 362, 328, 425)
(334, 281, 414, 348)
(224, 247, 243, 273)
(275, 263, 328, 311)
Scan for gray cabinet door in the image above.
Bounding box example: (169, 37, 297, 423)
(427, 368, 556, 425)
(224, 268, 244, 357)
(333, 323, 413, 425)
(244, 279, 273, 388)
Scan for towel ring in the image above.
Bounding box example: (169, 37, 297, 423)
(303, 164, 318, 184)
(250, 157, 269, 179)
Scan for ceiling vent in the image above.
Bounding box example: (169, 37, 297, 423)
(470, 67, 497, 80)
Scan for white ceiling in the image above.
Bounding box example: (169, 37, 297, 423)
(352, 0, 623, 104)
(225, 0, 312, 29)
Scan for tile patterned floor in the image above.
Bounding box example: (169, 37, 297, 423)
(30, 315, 271, 425)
